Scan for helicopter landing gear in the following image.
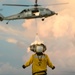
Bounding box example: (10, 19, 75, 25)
(55, 13, 58, 15)
(42, 19, 44, 21)
(42, 17, 45, 21)
(6, 20, 10, 24)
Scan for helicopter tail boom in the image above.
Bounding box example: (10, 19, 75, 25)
(0, 13, 4, 21)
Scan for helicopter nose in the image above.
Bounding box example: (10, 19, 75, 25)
(51, 11, 58, 15)
(51, 11, 56, 15)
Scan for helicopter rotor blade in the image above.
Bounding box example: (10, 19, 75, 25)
(3, 2, 68, 7)
(3, 4, 41, 7)
(3, 4, 35, 7)
(43, 2, 69, 6)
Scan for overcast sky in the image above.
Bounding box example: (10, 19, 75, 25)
(0, 0, 75, 75)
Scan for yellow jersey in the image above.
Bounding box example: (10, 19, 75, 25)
(24, 54, 54, 74)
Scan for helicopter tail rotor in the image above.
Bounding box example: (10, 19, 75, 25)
(0, 13, 4, 21)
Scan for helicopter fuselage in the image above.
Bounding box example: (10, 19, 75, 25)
(3, 8, 57, 21)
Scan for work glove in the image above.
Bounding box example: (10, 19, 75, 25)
(22, 65, 26, 69)
(52, 66, 55, 70)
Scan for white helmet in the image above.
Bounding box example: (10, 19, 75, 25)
(36, 45, 43, 53)
(30, 43, 46, 53)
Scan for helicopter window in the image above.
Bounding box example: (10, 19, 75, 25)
(32, 9, 39, 13)
(46, 9, 49, 10)
(32, 9, 40, 16)
(20, 10, 27, 13)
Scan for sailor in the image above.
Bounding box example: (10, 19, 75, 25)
(22, 43, 55, 75)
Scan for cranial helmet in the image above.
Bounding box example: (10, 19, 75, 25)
(30, 43, 46, 53)
(36, 45, 43, 53)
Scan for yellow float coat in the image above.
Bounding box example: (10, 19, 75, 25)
(24, 54, 54, 74)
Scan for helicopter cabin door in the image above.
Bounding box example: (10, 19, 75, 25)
(32, 9, 40, 16)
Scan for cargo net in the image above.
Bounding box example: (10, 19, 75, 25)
(27, 33, 46, 53)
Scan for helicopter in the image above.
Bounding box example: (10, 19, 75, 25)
(0, 0, 68, 24)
